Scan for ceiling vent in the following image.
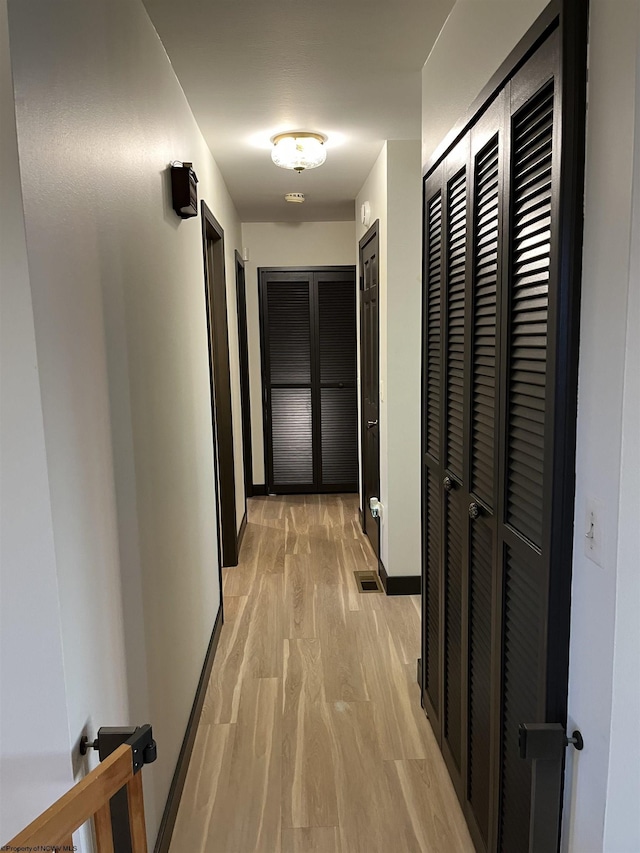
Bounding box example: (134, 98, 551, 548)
(284, 192, 305, 204)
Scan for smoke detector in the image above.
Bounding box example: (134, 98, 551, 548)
(285, 192, 305, 204)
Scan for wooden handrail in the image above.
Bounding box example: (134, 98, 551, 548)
(4, 729, 154, 853)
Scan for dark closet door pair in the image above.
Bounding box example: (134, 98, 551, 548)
(260, 267, 358, 494)
(422, 21, 585, 853)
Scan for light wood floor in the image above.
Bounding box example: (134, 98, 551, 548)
(169, 494, 474, 853)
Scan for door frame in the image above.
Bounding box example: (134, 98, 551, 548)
(201, 201, 239, 568)
(358, 221, 380, 556)
(235, 251, 254, 498)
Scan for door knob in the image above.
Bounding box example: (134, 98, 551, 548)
(469, 501, 481, 519)
(443, 476, 454, 492)
(367, 420, 378, 429)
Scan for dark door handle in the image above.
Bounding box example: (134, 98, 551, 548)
(443, 476, 454, 492)
(367, 420, 378, 429)
(469, 501, 481, 519)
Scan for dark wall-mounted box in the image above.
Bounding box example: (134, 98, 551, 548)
(170, 162, 198, 219)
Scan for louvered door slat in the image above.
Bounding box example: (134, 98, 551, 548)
(506, 83, 554, 547)
(426, 193, 443, 459)
(318, 277, 357, 487)
(271, 388, 313, 484)
(424, 468, 440, 715)
(499, 548, 541, 853)
(444, 496, 463, 770)
(472, 136, 500, 506)
(265, 278, 313, 488)
(267, 281, 311, 383)
(468, 521, 494, 846)
(446, 170, 467, 480)
(320, 388, 357, 484)
(318, 280, 356, 383)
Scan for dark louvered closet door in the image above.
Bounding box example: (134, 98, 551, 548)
(422, 170, 444, 743)
(441, 140, 470, 795)
(421, 21, 583, 853)
(317, 272, 358, 489)
(422, 136, 473, 784)
(422, 126, 504, 849)
(262, 272, 314, 489)
(465, 95, 504, 852)
(260, 267, 357, 494)
(496, 37, 559, 853)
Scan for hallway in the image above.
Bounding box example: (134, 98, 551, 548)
(169, 495, 473, 853)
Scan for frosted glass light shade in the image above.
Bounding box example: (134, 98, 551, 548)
(271, 132, 327, 172)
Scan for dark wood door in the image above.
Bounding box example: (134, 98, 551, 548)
(260, 266, 357, 494)
(359, 224, 380, 559)
(316, 270, 359, 489)
(235, 252, 253, 498)
(201, 202, 238, 569)
(464, 97, 504, 849)
(421, 15, 587, 852)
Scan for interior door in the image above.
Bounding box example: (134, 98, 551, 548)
(317, 270, 359, 489)
(359, 224, 380, 559)
(235, 252, 253, 498)
(201, 202, 238, 568)
(421, 22, 586, 853)
(464, 95, 504, 850)
(442, 140, 471, 799)
(494, 47, 560, 853)
(260, 267, 358, 494)
(261, 270, 315, 492)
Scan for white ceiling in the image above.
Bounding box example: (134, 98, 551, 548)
(143, 0, 454, 222)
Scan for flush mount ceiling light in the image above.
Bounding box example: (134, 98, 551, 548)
(271, 132, 327, 172)
(284, 192, 305, 203)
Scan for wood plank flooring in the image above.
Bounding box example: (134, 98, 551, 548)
(170, 494, 473, 853)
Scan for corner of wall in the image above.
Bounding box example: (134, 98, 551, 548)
(384, 140, 422, 577)
(355, 141, 423, 577)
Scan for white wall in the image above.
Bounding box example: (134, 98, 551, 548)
(386, 141, 423, 577)
(0, 0, 74, 839)
(356, 141, 423, 577)
(356, 145, 389, 562)
(565, 4, 640, 851)
(240, 221, 356, 485)
(6, 0, 244, 843)
(602, 32, 640, 849)
(422, 0, 548, 170)
(421, 1, 640, 850)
